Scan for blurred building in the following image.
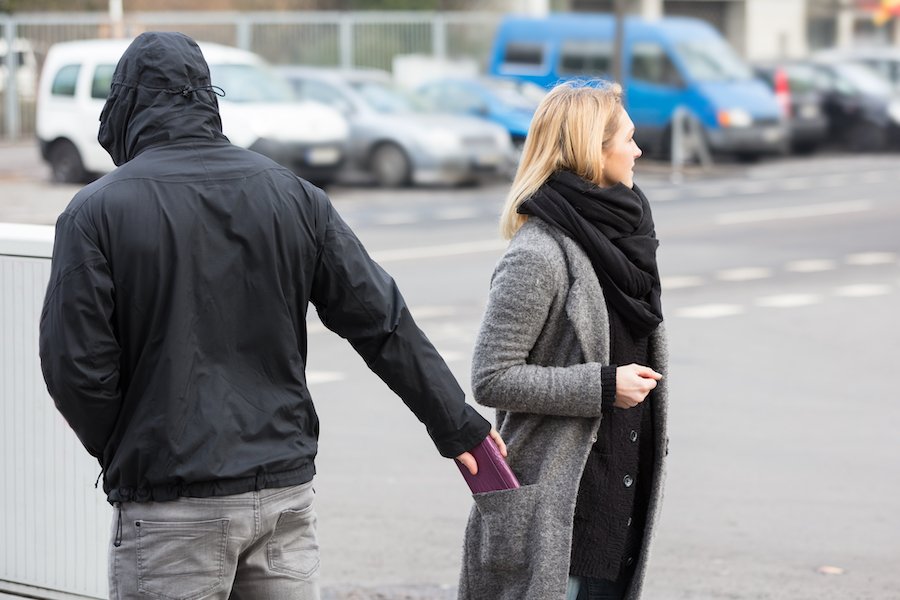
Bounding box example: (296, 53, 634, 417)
(566, 0, 900, 59)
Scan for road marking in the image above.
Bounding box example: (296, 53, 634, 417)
(662, 275, 705, 289)
(834, 284, 892, 297)
(756, 294, 822, 308)
(860, 171, 887, 184)
(780, 178, 814, 190)
(716, 267, 772, 282)
(695, 186, 728, 198)
(785, 259, 838, 273)
(735, 181, 770, 194)
(673, 304, 744, 319)
(435, 207, 480, 221)
(307, 371, 345, 384)
(373, 213, 419, 226)
(845, 252, 897, 266)
(715, 200, 872, 225)
(372, 239, 507, 263)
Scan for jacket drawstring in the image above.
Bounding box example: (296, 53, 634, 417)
(94, 467, 104, 489)
(113, 504, 123, 548)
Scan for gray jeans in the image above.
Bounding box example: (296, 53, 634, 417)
(108, 481, 319, 600)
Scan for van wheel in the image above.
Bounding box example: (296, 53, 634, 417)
(48, 140, 87, 184)
(370, 143, 410, 188)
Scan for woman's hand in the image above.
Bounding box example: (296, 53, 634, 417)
(615, 363, 662, 409)
(456, 428, 507, 475)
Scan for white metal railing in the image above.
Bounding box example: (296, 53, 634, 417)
(1, 10, 503, 140)
(0, 223, 109, 600)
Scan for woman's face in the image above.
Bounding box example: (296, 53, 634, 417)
(600, 111, 642, 188)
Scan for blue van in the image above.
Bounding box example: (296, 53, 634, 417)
(489, 14, 787, 159)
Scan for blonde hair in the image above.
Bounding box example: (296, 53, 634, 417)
(499, 80, 624, 240)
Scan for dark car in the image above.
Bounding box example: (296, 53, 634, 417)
(754, 62, 829, 153)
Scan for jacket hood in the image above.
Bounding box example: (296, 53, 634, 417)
(99, 31, 227, 166)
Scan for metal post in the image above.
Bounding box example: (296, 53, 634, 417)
(613, 0, 626, 84)
(3, 17, 20, 140)
(432, 13, 447, 60)
(236, 17, 252, 51)
(339, 14, 353, 69)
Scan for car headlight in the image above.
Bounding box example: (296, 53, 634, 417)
(424, 129, 462, 153)
(888, 100, 900, 125)
(717, 108, 753, 128)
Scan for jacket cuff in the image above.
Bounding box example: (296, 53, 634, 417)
(601, 365, 618, 408)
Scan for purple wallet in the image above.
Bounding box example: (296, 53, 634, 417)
(456, 436, 520, 494)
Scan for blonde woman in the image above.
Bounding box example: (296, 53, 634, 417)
(457, 81, 669, 600)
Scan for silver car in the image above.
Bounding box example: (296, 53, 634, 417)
(278, 67, 515, 187)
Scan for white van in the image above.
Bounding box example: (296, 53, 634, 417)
(36, 38, 349, 184)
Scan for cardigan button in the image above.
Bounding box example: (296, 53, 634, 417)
(623, 474, 634, 488)
(625, 556, 635, 567)
(629, 430, 638, 443)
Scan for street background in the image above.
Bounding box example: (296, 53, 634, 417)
(2, 141, 898, 599)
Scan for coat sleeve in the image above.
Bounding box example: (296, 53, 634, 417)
(39, 211, 122, 460)
(471, 242, 607, 417)
(309, 196, 489, 458)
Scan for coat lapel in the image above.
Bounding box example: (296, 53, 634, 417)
(558, 234, 610, 365)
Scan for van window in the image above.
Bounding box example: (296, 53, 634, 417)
(631, 42, 683, 87)
(502, 42, 545, 70)
(559, 41, 612, 76)
(0, 51, 25, 67)
(91, 64, 116, 99)
(209, 63, 295, 103)
(51, 64, 80, 97)
(675, 38, 752, 82)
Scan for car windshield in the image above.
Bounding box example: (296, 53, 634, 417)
(675, 38, 753, 82)
(209, 63, 296, 103)
(832, 62, 892, 96)
(481, 79, 545, 110)
(349, 80, 428, 113)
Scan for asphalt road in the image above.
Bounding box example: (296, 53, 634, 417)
(2, 144, 898, 599)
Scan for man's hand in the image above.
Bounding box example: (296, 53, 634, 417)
(455, 428, 507, 475)
(615, 363, 663, 409)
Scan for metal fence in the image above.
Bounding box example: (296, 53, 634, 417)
(0, 10, 503, 139)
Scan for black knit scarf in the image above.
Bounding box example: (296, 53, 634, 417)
(518, 170, 663, 338)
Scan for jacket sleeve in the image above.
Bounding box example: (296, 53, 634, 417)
(309, 197, 490, 458)
(39, 211, 122, 460)
(471, 243, 607, 418)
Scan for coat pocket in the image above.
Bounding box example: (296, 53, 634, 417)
(472, 483, 540, 572)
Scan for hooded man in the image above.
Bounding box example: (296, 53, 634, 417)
(39, 31, 501, 599)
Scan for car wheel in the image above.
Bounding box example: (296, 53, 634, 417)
(848, 122, 886, 152)
(370, 143, 410, 188)
(48, 139, 87, 184)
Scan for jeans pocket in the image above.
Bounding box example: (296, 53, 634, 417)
(472, 483, 540, 571)
(267, 504, 320, 579)
(136, 518, 229, 600)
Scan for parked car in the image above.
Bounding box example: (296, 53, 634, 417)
(754, 62, 829, 153)
(278, 67, 515, 187)
(488, 13, 788, 160)
(36, 39, 349, 184)
(416, 77, 545, 149)
(815, 47, 900, 92)
(804, 59, 900, 151)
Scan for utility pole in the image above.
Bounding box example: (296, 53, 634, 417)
(109, 0, 124, 38)
(613, 0, 626, 84)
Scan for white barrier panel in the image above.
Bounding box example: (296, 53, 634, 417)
(0, 222, 109, 599)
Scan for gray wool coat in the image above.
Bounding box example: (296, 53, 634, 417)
(458, 217, 669, 600)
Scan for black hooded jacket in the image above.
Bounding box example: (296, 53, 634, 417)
(39, 32, 489, 504)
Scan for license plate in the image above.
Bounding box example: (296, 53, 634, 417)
(475, 153, 501, 167)
(762, 127, 783, 142)
(799, 104, 819, 119)
(307, 147, 341, 165)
